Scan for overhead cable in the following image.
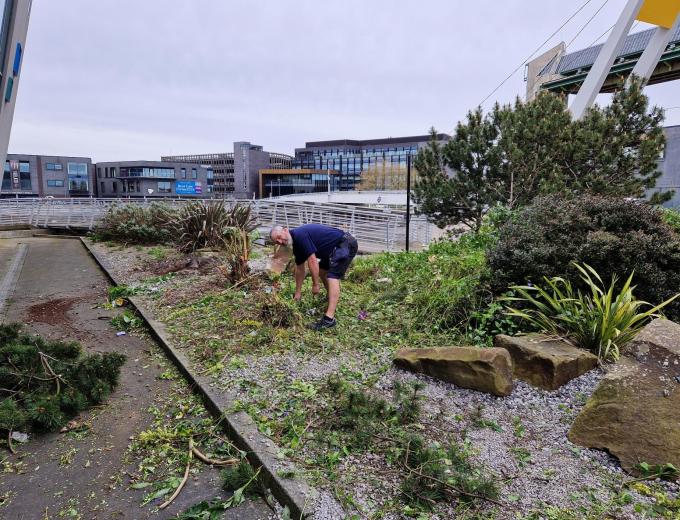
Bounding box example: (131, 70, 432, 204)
(478, 0, 596, 107)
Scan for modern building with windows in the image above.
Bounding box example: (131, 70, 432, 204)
(260, 134, 451, 197)
(259, 169, 338, 198)
(96, 160, 212, 198)
(1, 154, 95, 198)
(163, 141, 292, 199)
(649, 125, 680, 207)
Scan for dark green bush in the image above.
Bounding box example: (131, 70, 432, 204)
(92, 203, 176, 244)
(0, 324, 126, 439)
(487, 195, 680, 320)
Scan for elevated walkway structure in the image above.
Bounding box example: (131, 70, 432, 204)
(0, 198, 437, 252)
(263, 190, 407, 206)
(529, 24, 680, 98)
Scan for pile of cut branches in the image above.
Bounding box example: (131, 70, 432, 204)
(0, 323, 126, 451)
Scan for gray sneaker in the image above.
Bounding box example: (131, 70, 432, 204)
(309, 316, 336, 331)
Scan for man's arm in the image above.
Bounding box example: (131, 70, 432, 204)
(294, 263, 305, 300)
(306, 254, 321, 295)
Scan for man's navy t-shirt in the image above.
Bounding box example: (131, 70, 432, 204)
(290, 224, 344, 265)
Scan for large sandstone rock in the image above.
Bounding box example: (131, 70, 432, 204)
(569, 319, 680, 474)
(393, 347, 513, 397)
(495, 334, 598, 391)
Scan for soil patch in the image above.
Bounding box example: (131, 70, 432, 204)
(26, 296, 85, 325)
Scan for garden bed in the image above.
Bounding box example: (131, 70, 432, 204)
(85, 239, 679, 519)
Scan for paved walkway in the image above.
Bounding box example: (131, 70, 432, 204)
(0, 238, 271, 519)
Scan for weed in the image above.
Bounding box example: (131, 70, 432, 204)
(512, 417, 526, 439)
(111, 310, 143, 331)
(148, 247, 167, 260)
(470, 405, 502, 432)
(510, 447, 532, 468)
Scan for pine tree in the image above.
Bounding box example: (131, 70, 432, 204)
(414, 77, 669, 229)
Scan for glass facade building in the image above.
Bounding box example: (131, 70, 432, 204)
(279, 134, 450, 195)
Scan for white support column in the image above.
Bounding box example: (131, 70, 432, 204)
(570, 0, 645, 120)
(629, 13, 680, 86)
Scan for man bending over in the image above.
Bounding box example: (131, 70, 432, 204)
(270, 224, 358, 330)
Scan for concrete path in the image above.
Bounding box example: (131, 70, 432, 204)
(0, 238, 272, 520)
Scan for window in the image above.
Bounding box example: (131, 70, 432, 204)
(97, 167, 101, 178)
(158, 181, 172, 193)
(46, 163, 63, 171)
(120, 167, 174, 178)
(181, 168, 186, 179)
(68, 162, 89, 192)
(112, 182, 118, 193)
(100, 181, 105, 194)
(47, 180, 64, 187)
(191, 168, 197, 179)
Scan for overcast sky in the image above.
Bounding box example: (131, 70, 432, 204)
(8, 0, 680, 162)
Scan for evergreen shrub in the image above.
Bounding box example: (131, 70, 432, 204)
(487, 195, 680, 320)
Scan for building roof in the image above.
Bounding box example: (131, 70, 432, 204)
(542, 25, 680, 77)
(303, 134, 450, 149)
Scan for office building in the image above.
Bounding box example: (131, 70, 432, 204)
(0, 0, 31, 170)
(163, 141, 292, 199)
(96, 160, 212, 198)
(2, 154, 95, 198)
(261, 134, 451, 197)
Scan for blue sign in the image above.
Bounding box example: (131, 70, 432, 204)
(175, 181, 202, 195)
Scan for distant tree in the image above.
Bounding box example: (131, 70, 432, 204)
(414, 77, 669, 229)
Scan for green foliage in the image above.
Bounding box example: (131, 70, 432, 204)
(505, 263, 679, 361)
(662, 208, 680, 233)
(0, 324, 125, 439)
(414, 79, 668, 230)
(401, 434, 499, 509)
(465, 297, 521, 347)
(321, 378, 497, 511)
(360, 230, 493, 331)
(173, 201, 233, 253)
(634, 462, 679, 481)
(111, 310, 143, 331)
(488, 194, 680, 321)
(92, 203, 176, 244)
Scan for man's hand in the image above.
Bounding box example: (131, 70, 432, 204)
(312, 283, 320, 296)
(293, 291, 302, 301)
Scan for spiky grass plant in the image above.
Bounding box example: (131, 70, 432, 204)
(174, 201, 231, 253)
(504, 263, 680, 362)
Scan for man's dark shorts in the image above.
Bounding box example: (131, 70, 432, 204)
(319, 233, 358, 280)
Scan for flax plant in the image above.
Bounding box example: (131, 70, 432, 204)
(504, 263, 680, 362)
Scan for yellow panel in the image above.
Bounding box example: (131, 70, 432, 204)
(637, 0, 680, 29)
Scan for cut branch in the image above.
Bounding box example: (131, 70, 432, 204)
(159, 438, 193, 509)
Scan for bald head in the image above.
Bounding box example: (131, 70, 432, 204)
(270, 225, 292, 246)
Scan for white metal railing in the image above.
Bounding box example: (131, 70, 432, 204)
(0, 198, 435, 252)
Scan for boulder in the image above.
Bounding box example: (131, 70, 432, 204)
(393, 347, 513, 397)
(495, 334, 598, 391)
(569, 319, 680, 474)
(622, 318, 680, 366)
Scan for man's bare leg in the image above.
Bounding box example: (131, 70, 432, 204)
(325, 278, 340, 319)
(319, 269, 329, 293)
